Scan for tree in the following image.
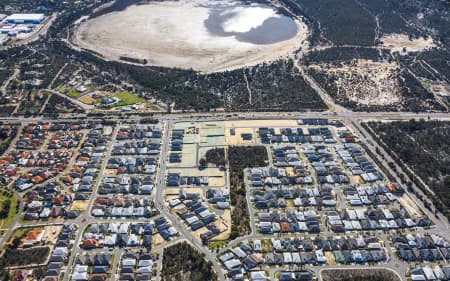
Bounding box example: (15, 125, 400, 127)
(11, 237, 21, 249)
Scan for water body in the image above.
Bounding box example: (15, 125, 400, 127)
(204, 2, 298, 45)
(73, 0, 308, 72)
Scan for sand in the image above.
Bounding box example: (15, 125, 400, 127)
(103, 169, 117, 176)
(164, 188, 183, 198)
(78, 95, 96, 105)
(169, 167, 224, 177)
(225, 119, 299, 129)
(325, 251, 337, 265)
(152, 233, 166, 247)
(71, 200, 89, 211)
(72, 0, 309, 73)
(208, 177, 225, 187)
(225, 127, 256, 145)
(397, 194, 422, 218)
(310, 59, 401, 106)
(381, 34, 436, 54)
(211, 209, 231, 241)
(45, 225, 63, 244)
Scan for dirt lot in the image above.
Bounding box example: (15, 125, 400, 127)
(225, 127, 256, 145)
(45, 225, 63, 244)
(381, 33, 436, 54)
(192, 226, 208, 242)
(169, 167, 224, 178)
(351, 175, 364, 185)
(398, 194, 422, 218)
(104, 169, 117, 176)
(78, 95, 96, 105)
(164, 188, 183, 197)
(325, 251, 336, 265)
(71, 200, 89, 211)
(208, 177, 226, 187)
(165, 188, 203, 200)
(152, 233, 166, 247)
(310, 59, 401, 106)
(210, 209, 231, 241)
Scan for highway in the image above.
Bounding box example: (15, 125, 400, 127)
(1, 110, 450, 125)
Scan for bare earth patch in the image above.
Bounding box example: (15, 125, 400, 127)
(310, 59, 401, 106)
(71, 200, 89, 211)
(78, 95, 96, 105)
(381, 33, 436, 54)
(398, 194, 422, 218)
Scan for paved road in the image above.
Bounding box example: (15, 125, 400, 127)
(0, 190, 24, 245)
(154, 120, 227, 281)
(0, 68, 20, 95)
(61, 124, 120, 281)
(349, 120, 449, 230)
(1, 110, 450, 126)
(44, 89, 95, 111)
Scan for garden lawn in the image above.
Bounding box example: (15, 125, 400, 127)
(113, 92, 145, 106)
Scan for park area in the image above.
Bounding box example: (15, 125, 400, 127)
(0, 190, 19, 236)
(112, 91, 145, 106)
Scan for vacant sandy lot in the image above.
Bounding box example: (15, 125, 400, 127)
(225, 119, 298, 129)
(78, 95, 96, 105)
(310, 59, 401, 106)
(152, 233, 166, 247)
(208, 176, 225, 187)
(325, 251, 336, 265)
(169, 167, 224, 177)
(104, 169, 117, 176)
(45, 225, 63, 244)
(211, 209, 231, 241)
(71, 200, 89, 211)
(398, 194, 422, 218)
(73, 0, 308, 73)
(381, 33, 436, 54)
(225, 127, 256, 145)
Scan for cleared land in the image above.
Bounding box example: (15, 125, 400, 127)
(381, 34, 436, 54)
(308, 60, 401, 106)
